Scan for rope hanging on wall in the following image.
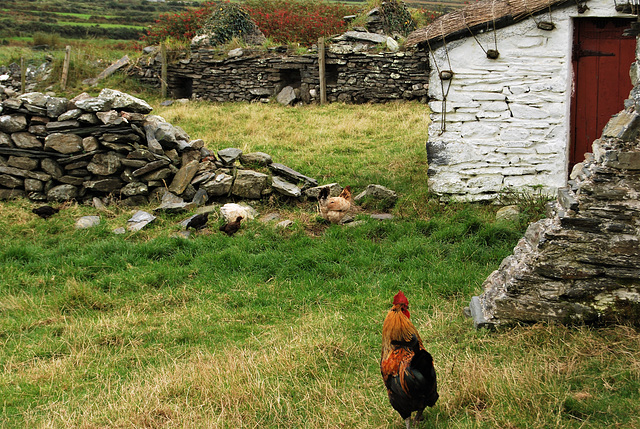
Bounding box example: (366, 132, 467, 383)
(462, 5, 499, 60)
(427, 22, 454, 135)
(488, 0, 500, 59)
(523, 0, 555, 30)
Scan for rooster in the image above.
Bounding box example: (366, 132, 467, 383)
(317, 185, 353, 224)
(381, 291, 438, 429)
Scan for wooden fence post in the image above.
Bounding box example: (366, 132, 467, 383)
(318, 37, 326, 105)
(61, 45, 71, 90)
(20, 57, 26, 94)
(161, 43, 167, 98)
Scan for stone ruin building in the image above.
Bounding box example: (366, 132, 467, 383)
(468, 81, 640, 328)
(129, 36, 429, 106)
(128, 2, 430, 105)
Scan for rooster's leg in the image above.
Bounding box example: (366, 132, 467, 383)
(404, 417, 412, 429)
(413, 408, 424, 425)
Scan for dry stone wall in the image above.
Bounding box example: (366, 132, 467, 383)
(0, 88, 325, 205)
(131, 43, 429, 104)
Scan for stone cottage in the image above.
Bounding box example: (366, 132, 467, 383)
(131, 37, 430, 105)
(407, 0, 638, 201)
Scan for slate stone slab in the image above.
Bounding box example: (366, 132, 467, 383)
(47, 184, 78, 201)
(75, 215, 101, 229)
(218, 148, 243, 165)
(220, 202, 258, 221)
(240, 151, 272, 166)
(44, 133, 83, 154)
(132, 159, 169, 177)
(99, 88, 152, 114)
(268, 163, 317, 188)
(0, 114, 28, 133)
(169, 160, 199, 195)
(127, 210, 156, 232)
(232, 169, 268, 199)
(271, 175, 301, 197)
(12, 132, 42, 150)
(276, 86, 297, 106)
(354, 184, 397, 203)
(83, 178, 123, 193)
(201, 172, 233, 196)
(8, 156, 38, 170)
(87, 152, 122, 176)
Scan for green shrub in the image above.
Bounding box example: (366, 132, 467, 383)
(379, 0, 416, 36)
(195, 2, 257, 47)
(31, 31, 61, 48)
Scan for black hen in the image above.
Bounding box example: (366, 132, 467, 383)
(186, 213, 209, 230)
(32, 205, 59, 220)
(219, 216, 243, 236)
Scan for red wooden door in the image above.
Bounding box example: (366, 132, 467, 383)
(570, 18, 636, 172)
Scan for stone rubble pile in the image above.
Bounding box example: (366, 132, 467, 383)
(0, 60, 53, 96)
(0, 88, 195, 203)
(1, 88, 394, 209)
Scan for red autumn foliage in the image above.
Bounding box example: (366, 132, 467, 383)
(142, 0, 358, 47)
(142, 1, 220, 45)
(243, 0, 358, 46)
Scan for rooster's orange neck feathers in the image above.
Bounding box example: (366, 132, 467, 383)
(382, 302, 421, 356)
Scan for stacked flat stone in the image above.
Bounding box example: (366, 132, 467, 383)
(0, 88, 328, 204)
(0, 88, 206, 204)
(131, 38, 429, 105)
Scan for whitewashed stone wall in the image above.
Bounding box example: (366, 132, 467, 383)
(426, 0, 635, 201)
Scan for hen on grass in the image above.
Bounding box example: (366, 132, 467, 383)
(32, 205, 60, 220)
(318, 185, 354, 224)
(220, 216, 243, 236)
(186, 213, 209, 231)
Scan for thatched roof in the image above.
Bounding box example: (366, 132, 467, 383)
(406, 0, 582, 47)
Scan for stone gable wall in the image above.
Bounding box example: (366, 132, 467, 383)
(469, 98, 640, 328)
(131, 47, 430, 104)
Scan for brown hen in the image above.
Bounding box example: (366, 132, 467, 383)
(220, 216, 243, 236)
(317, 185, 354, 224)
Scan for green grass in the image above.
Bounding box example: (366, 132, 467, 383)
(55, 21, 147, 30)
(49, 12, 120, 20)
(1, 102, 639, 428)
(0, 0, 183, 41)
(151, 102, 432, 215)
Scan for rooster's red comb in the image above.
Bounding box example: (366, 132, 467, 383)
(393, 291, 409, 306)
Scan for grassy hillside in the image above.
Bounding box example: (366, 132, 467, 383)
(0, 0, 466, 44)
(0, 0, 192, 41)
(1, 101, 639, 428)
